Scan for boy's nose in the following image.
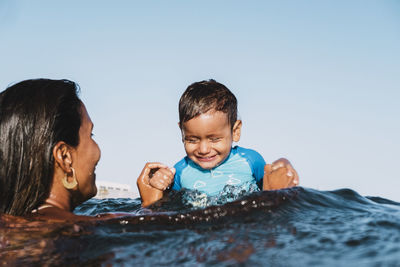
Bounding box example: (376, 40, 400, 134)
(198, 140, 211, 154)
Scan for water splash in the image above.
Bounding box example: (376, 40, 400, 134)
(181, 181, 261, 208)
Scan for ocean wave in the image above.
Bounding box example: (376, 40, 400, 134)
(2, 187, 400, 266)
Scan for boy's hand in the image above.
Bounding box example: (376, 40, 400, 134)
(263, 158, 299, 191)
(149, 167, 176, 191)
(137, 162, 176, 207)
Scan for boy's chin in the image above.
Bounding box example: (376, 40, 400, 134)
(198, 164, 215, 170)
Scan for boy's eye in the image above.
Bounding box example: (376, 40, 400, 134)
(185, 138, 199, 144)
(210, 137, 221, 142)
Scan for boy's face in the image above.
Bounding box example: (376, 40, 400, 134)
(181, 110, 241, 170)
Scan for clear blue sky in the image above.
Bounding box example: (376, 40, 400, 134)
(1, 1, 399, 200)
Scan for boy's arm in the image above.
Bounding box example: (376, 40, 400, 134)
(263, 158, 299, 190)
(137, 162, 175, 207)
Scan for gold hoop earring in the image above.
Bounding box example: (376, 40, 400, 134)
(62, 167, 78, 189)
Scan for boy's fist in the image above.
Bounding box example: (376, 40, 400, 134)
(263, 158, 299, 191)
(137, 162, 175, 207)
(149, 167, 176, 190)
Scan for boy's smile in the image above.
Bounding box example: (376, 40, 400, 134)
(181, 110, 241, 170)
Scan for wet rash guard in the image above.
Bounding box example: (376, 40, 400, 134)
(172, 146, 266, 196)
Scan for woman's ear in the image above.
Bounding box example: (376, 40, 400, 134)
(232, 120, 242, 142)
(53, 141, 73, 173)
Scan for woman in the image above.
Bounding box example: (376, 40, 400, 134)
(0, 79, 102, 220)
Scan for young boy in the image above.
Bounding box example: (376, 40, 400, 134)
(137, 80, 299, 207)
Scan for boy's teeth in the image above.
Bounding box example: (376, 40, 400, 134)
(200, 155, 214, 159)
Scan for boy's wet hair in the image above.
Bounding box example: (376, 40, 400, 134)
(179, 79, 237, 129)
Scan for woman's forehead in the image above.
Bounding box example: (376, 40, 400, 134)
(80, 103, 93, 127)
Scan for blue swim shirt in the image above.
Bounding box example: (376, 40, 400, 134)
(172, 146, 266, 196)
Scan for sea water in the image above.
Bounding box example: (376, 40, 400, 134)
(1, 187, 400, 266)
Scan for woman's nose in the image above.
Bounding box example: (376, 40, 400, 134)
(96, 142, 102, 162)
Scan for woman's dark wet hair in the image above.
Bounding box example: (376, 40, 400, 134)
(179, 79, 238, 130)
(0, 79, 82, 216)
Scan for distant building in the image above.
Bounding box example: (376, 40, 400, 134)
(95, 181, 136, 199)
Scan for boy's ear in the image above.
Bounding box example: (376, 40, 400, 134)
(53, 141, 73, 173)
(232, 120, 242, 142)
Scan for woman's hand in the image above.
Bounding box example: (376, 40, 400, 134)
(137, 162, 175, 207)
(263, 158, 299, 191)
